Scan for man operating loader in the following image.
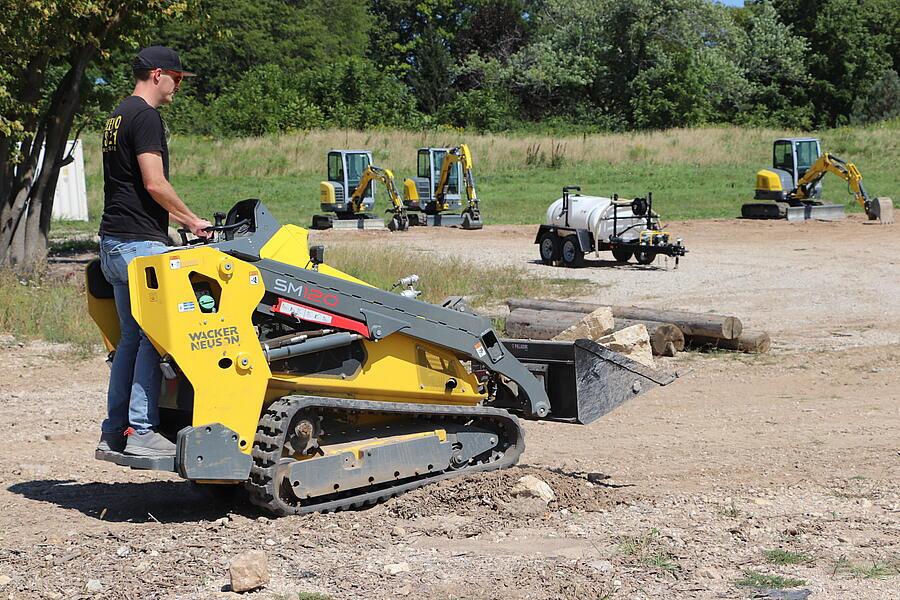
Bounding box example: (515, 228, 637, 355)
(96, 46, 211, 457)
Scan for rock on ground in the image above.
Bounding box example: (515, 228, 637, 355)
(552, 307, 614, 341)
(597, 324, 654, 367)
(510, 474, 556, 503)
(229, 550, 269, 593)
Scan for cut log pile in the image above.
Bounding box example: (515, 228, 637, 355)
(504, 298, 770, 356)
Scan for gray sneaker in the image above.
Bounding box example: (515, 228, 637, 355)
(97, 431, 127, 453)
(124, 431, 176, 457)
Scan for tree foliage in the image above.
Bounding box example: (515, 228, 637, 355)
(3, 0, 899, 267)
(0, 0, 196, 270)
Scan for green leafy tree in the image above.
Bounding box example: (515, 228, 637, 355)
(298, 57, 422, 129)
(368, 0, 464, 112)
(851, 69, 900, 124)
(407, 25, 455, 114)
(493, 0, 746, 129)
(211, 64, 324, 135)
(772, 0, 895, 126)
(0, 0, 194, 270)
(155, 0, 373, 101)
(734, 1, 813, 128)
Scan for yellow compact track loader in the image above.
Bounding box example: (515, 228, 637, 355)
(87, 200, 674, 516)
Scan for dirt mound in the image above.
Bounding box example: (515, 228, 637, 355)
(387, 465, 617, 520)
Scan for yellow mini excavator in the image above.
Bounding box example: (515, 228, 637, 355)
(87, 200, 674, 516)
(743, 138, 894, 223)
(312, 151, 409, 231)
(403, 145, 483, 229)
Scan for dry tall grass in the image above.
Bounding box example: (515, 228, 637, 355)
(0, 269, 98, 351)
(82, 125, 900, 179)
(325, 243, 589, 308)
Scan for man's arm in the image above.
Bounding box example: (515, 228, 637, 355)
(137, 151, 211, 237)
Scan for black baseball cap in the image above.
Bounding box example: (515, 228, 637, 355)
(132, 46, 196, 76)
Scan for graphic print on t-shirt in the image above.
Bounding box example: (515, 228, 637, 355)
(102, 115, 122, 153)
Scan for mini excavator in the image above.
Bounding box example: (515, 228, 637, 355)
(743, 138, 894, 223)
(403, 145, 483, 229)
(87, 200, 674, 516)
(312, 151, 409, 231)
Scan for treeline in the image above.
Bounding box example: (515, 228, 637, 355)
(99, 0, 900, 134)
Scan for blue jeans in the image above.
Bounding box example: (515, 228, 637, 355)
(99, 236, 169, 434)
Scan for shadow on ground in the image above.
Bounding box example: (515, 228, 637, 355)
(7, 479, 258, 523)
(528, 258, 669, 271)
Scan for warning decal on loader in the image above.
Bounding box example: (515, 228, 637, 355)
(272, 298, 370, 337)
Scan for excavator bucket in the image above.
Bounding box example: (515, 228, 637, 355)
(868, 197, 894, 224)
(502, 338, 676, 424)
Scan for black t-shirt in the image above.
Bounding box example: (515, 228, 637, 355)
(99, 96, 170, 243)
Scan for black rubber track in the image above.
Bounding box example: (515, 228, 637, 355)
(244, 396, 525, 516)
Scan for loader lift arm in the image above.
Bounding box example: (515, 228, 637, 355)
(350, 165, 410, 231)
(795, 153, 893, 223)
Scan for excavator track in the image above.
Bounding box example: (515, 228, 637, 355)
(244, 396, 524, 516)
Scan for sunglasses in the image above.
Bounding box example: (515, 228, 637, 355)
(158, 69, 185, 84)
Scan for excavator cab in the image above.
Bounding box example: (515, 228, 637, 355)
(756, 138, 823, 202)
(313, 150, 381, 229)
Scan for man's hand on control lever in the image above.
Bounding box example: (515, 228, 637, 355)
(188, 217, 213, 238)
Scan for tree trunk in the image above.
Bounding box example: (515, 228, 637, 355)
(1, 48, 94, 270)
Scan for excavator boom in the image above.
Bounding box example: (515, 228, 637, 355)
(796, 154, 893, 224)
(350, 165, 410, 231)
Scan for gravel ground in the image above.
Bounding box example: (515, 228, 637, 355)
(1, 216, 898, 599)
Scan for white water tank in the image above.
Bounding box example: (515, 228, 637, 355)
(544, 195, 650, 243)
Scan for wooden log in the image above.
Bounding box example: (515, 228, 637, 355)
(507, 298, 742, 340)
(507, 298, 596, 314)
(615, 318, 685, 355)
(504, 308, 683, 355)
(504, 308, 583, 340)
(685, 330, 771, 354)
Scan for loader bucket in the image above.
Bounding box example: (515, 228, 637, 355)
(868, 197, 894, 224)
(502, 338, 676, 424)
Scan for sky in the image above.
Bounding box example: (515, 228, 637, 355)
(716, 0, 745, 5)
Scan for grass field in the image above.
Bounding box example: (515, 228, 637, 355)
(61, 122, 899, 235)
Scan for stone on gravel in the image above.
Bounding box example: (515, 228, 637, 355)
(552, 307, 614, 342)
(587, 560, 614, 574)
(384, 562, 411, 575)
(510, 474, 556, 503)
(391, 525, 407, 537)
(0, 574, 11, 586)
(597, 325, 654, 367)
(698, 566, 722, 579)
(116, 545, 130, 557)
(229, 550, 269, 593)
(85, 579, 103, 593)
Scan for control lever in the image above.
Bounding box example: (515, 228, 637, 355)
(214, 212, 226, 227)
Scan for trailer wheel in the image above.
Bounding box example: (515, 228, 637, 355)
(635, 250, 656, 265)
(611, 248, 633, 262)
(538, 232, 560, 265)
(561, 238, 584, 268)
